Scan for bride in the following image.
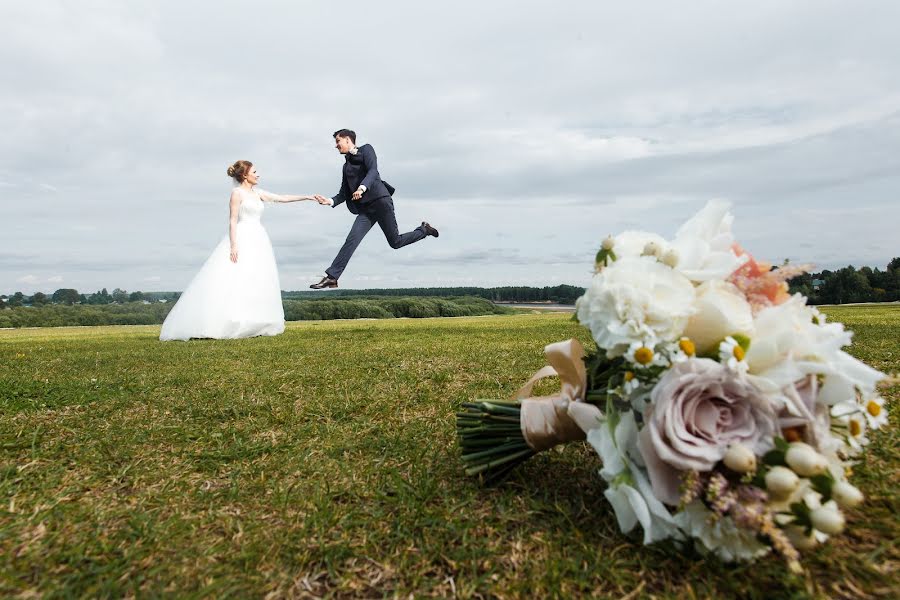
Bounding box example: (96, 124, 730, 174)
(160, 160, 329, 341)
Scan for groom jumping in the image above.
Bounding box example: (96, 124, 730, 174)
(310, 129, 439, 289)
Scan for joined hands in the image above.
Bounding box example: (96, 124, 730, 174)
(313, 195, 333, 206)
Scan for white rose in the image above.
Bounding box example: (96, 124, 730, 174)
(682, 280, 755, 355)
(576, 255, 696, 357)
(668, 200, 748, 282)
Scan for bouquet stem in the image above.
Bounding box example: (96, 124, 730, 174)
(457, 400, 534, 482)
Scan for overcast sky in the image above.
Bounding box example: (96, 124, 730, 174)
(3, 1, 899, 294)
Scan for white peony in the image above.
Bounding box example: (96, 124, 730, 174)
(669, 200, 748, 282)
(682, 280, 755, 355)
(576, 255, 696, 357)
(746, 295, 885, 417)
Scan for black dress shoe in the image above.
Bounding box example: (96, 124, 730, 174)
(422, 222, 439, 238)
(310, 276, 338, 289)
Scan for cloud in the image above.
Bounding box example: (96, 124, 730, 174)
(3, 1, 900, 292)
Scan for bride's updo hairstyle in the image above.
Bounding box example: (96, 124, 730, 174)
(227, 160, 253, 183)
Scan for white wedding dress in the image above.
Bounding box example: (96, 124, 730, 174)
(160, 188, 285, 341)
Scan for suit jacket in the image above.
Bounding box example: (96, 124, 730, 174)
(331, 144, 395, 214)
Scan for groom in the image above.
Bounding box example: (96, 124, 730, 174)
(310, 129, 439, 289)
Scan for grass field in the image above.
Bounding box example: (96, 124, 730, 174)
(1, 307, 898, 598)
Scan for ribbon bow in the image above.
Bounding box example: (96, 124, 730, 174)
(514, 338, 604, 451)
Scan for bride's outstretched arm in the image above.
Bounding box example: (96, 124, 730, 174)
(257, 189, 319, 203)
(229, 189, 242, 263)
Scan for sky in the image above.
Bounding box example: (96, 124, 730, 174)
(3, 1, 899, 295)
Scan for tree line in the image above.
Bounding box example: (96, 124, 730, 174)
(3, 259, 897, 318)
(0, 288, 177, 308)
(787, 257, 900, 304)
(0, 296, 512, 328)
(1, 284, 585, 310)
(283, 284, 586, 304)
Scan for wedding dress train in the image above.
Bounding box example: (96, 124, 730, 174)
(160, 188, 285, 341)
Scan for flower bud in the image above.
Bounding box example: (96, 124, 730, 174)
(810, 506, 845, 535)
(642, 241, 661, 257)
(765, 466, 800, 499)
(661, 249, 679, 268)
(723, 443, 756, 473)
(784, 525, 818, 550)
(785, 443, 827, 477)
(831, 481, 864, 509)
(601, 236, 615, 251)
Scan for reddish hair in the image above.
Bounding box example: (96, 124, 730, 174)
(227, 160, 253, 183)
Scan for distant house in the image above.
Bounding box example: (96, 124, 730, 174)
(812, 279, 825, 290)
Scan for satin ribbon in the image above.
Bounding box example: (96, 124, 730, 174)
(514, 338, 604, 451)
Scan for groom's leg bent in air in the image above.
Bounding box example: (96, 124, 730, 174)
(373, 197, 427, 249)
(325, 212, 377, 280)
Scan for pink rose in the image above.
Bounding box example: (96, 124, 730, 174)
(638, 358, 777, 505)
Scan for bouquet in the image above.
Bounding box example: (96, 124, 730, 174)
(458, 201, 890, 570)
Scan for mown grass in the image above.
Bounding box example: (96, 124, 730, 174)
(1, 308, 897, 598)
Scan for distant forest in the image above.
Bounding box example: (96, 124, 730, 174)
(0, 296, 512, 329)
(2, 258, 898, 318)
(283, 284, 586, 304)
(0, 284, 586, 310)
(786, 258, 900, 304)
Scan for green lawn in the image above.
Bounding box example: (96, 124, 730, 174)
(1, 309, 898, 598)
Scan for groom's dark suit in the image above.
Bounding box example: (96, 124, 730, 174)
(326, 144, 427, 280)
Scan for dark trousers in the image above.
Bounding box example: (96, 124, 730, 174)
(326, 196, 427, 280)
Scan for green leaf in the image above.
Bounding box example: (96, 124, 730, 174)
(809, 473, 835, 499)
(611, 470, 634, 487)
(731, 333, 751, 352)
(763, 449, 787, 466)
(789, 501, 813, 530)
(751, 469, 767, 489)
(605, 398, 621, 436)
(774, 437, 790, 452)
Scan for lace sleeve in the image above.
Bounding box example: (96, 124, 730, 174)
(256, 188, 275, 202)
